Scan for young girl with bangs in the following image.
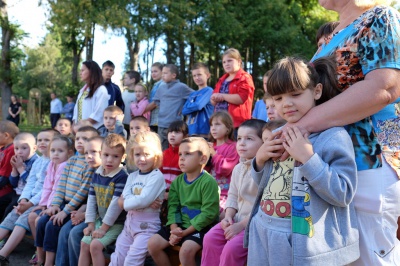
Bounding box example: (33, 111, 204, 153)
(246, 56, 359, 265)
(208, 111, 239, 212)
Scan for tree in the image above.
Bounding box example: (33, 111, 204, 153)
(0, 0, 26, 120)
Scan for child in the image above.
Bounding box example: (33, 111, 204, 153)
(161, 121, 188, 190)
(0, 121, 19, 221)
(72, 119, 93, 135)
(147, 62, 164, 133)
(28, 136, 74, 242)
(55, 118, 73, 137)
(182, 62, 214, 137)
(148, 137, 220, 266)
(7, 133, 39, 218)
(35, 126, 99, 266)
(102, 60, 125, 111)
(0, 129, 57, 265)
(122, 70, 140, 135)
(316, 21, 339, 49)
(252, 71, 271, 121)
(211, 48, 255, 132)
(159, 121, 188, 224)
(109, 131, 165, 265)
(129, 116, 150, 137)
(265, 93, 282, 121)
(208, 111, 240, 211)
(79, 134, 128, 266)
(130, 82, 150, 121)
(202, 119, 265, 266)
(245, 57, 358, 265)
(98, 105, 127, 138)
(151, 64, 193, 150)
(55, 136, 104, 266)
(261, 120, 287, 142)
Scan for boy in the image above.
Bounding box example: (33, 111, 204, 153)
(55, 118, 73, 137)
(0, 129, 57, 265)
(252, 71, 271, 121)
(61, 95, 75, 122)
(129, 115, 150, 137)
(182, 63, 214, 137)
(148, 137, 219, 266)
(98, 106, 127, 139)
(122, 70, 141, 135)
(56, 136, 104, 266)
(102, 60, 125, 111)
(7, 133, 39, 218)
(78, 134, 128, 266)
(149, 64, 193, 150)
(0, 121, 19, 221)
(35, 126, 99, 266)
(261, 120, 287, 142)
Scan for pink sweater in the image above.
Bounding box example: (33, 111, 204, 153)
(210, 140, 239, 198)
(39, 161, 67, 208)
(130, 97, 150, 121)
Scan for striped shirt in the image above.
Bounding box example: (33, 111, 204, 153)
(51, 154, 95, 214)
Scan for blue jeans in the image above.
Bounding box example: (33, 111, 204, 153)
(36, 214, 71, 252)
(55, 220, 87, 266)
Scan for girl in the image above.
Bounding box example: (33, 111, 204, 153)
(28, 136, 74, 265)
(159, 121, 188, 224)
(202, 119, 265, 266)
(7, 95, 22, 126)
(130, 83, 150, 121)
(208, 111, 240, 212)
(109, 131, 165, 266)
(148, 62, 164, 132)
(72, 60, 109, 129)
(211, 48, 255, 132)
(245, 57, 359, 265)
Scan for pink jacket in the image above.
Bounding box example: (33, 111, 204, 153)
(39, 161, 67, 208)
(211, 140, 240, 197)
(130, 97, 150, 121)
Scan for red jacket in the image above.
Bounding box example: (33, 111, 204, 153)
(160, 145, 182, 190)
(213, 68, 255, 128)
(0, 144, 14, 197)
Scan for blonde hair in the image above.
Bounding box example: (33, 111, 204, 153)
(135, 83, 149, 95)
(355, 0, 389, 8)
(222, 48, 242, 63)
(128, 131, 163, 169)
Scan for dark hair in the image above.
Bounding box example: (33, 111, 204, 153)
(77, 126, 99, 135)
(102, 60, 115, 69)
(151, 62, 164, 71)
(130, 116, 150, 126)
(164, 64, 179, 77)
(181, 137, 210, 162)
(263, 70, 272, 78)
(125, 71, 141, 85)
(316, 21, 339, 44)
(262, 120, 286, 132)
(82, 60, 104, 98)
(239, 119, 266, 139)
(192, 62, 210, 73)
(51, 135, 75, 152)
(0, 121, 19, 138)
(168, 120, 189, 136)
(267, 56, 340, 105)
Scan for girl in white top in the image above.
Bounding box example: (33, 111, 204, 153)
(109, 131, 165, 266)
(73, 60, 109, 129)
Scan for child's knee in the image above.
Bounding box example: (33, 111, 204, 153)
(179, 241, 200, 261)
(148, 234, 166, 253)
(89, 239, 104, 254)
(80, 241, 90, 252)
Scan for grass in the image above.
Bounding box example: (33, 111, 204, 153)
(18, 124, 50, 134)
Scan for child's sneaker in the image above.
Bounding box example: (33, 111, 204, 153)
(29, 252, 37, 264)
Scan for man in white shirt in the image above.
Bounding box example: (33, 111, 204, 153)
(50, 92, 63, 128)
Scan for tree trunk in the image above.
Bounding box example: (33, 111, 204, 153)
(85, 23, 95, 61)
(178, 38, 185, 83)
(125, 28, 139, 71)
(1, 0, 12, 120)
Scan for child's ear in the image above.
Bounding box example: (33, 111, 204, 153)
(121, 153, 127, 163)
(199, 154, 208, 165)
(32, 145, 38, 153)
(314, 83, 323, 100)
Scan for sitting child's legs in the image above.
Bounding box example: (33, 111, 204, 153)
(179, 240, 201, 266)
(28, 210, 41, 240)
(35, 214, 52, 265)
(147, 234, 171, 266)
